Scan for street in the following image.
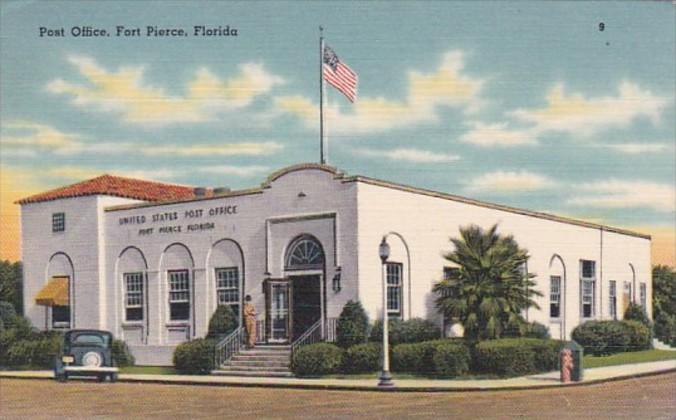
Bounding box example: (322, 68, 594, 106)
(1, 372, 675, 419)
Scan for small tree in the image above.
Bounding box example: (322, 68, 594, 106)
(653, 265, 675, 346)
(207, 305, 238, 338)
(433, 224, 541, 341)
(624, 302, 651, 328)
(336, 300, 369, 348)
(0, 261, 23, 315)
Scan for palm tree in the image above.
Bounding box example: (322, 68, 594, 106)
(433, 224, 540, 341)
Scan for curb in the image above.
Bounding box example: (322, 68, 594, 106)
(1, 368, 675, 392)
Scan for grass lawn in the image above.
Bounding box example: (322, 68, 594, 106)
(583, 349, 676, 369)
(119, 366, 177, 375)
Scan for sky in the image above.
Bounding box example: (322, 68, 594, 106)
(0, 1, 674, 265)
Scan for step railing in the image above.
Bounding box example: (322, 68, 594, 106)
(214, 326, 245, 367)
(290, 319, 323, 359)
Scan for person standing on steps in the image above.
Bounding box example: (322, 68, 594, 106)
(243, 295, 256, 348)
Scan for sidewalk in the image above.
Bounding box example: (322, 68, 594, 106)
(1, 360, 674, 392)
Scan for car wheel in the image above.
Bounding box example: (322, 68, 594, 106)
(110, 373, 118, 383)
(97, 374, 106, 382)
(62, 373, 69, 382)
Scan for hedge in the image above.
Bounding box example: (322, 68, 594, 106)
(623, 320, 652, 352)
(624, 303, 652, 328)
(572, 320, 650, 356)
(2, 330, 62, 368)
(342, 342, 381, 373)
(112, 339, 136, 367)
(336, 300, 369, 348)
(392, 340, 446, 374)
(432, 342, 471, 377)
(291, 343, 344, 377)
(207, 305, 238, 338)
(369, 318, 441, 345)
(173, 338, 216, 374)
(473, 338, 563, 377)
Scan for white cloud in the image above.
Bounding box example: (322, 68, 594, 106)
(144, 142, 282, 157)
(592, 142, 670, 154)
(1, 120, 283, 157)
(354, 147, 460, 163)
(196, 165, 270, 177)
(459, 122, 538, 147)
(47, 55, 284, 126)
(568, 180, 675, 212)
(276, 50, 485, 135)
(465, 170, 557, 193)
(510, 82, 670, 137)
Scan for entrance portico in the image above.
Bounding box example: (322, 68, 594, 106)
(264, 234, 325, 343)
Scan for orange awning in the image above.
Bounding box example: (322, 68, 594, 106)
(35, 277, 69, 306)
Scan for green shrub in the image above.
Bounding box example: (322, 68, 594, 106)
(207, 305, 238, 338)
(624, 303, 652, 328)
(342, 342, 381, 373)
(291, 343, 344, 377)
(173, 338, 216, 374)
(336, 300, 369, 348)
(112, 339, 136, 367)
(523, 322, 550, 339)
(528, 339, 565, 372)
(473, 338, 561, 377)
(392, 340, 445, 374)
(654, 313, 676, 347)
(432, 342, 471, 377)
(369, 318, 440, 345)
(30, 332, 62, 368)
(0, 301, 17, 327)
(623, 320, 652, 351)
(572, 321, 631, 356)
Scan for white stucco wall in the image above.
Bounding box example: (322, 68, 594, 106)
(20, 166, 651, 350)
(21, 195, 138, 330)
(355, 180, 651, 339)
(103, 167, 358, 345)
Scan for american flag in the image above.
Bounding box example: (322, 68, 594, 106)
(323, 45, 358, 102)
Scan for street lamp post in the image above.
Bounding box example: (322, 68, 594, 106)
(378, 236, 394, 387)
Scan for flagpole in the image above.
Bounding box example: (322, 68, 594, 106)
(319, 26, 326, 164)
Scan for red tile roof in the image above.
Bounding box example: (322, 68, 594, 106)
(16, 174, 198, 205)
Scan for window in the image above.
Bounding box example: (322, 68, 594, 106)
(386, 262, 402, 318)
(609, 280, 617, 319)
(52, 305, 70, 328)
(285, 236, 324, 270)
(550, 276, 561, 319)
(640, 283, 647, 310)
(624, 281, 632, 307)
(216, 267, 240, 320)
(124, 272, 144, 321)
(168, 270, 190, 321)
(580, 260, 596, 318)
(52, 212, 65, 232)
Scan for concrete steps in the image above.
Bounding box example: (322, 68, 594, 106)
(214, 345, 293, 377)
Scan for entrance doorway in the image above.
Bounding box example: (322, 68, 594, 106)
(291, 275, 321, 341)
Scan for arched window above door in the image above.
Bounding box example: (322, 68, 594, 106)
(285, 235, 325, 270)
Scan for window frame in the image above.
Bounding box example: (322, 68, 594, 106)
(549, 275, 561, 319)
(124, 272, 145, 322)
(580, 260, 596, 319)
(168, 269, 191, 322)
(52, 212, 65, 233)
(609, 280, 617, 320)
(386, 262, 403, 318)
(215, 267, 240, 322)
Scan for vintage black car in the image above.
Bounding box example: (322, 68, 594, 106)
(54, 329, 119, 382)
